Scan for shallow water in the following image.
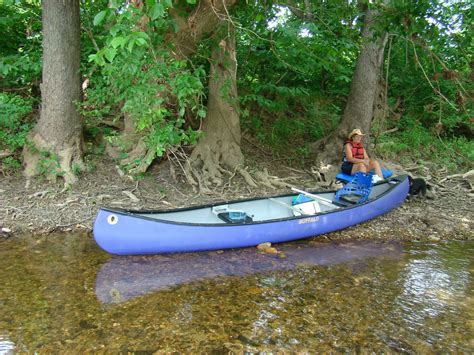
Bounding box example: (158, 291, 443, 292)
(0, 234, 472, 352)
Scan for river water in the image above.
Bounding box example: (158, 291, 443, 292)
(0, 233, 472, 352)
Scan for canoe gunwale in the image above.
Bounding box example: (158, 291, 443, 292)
(98, 175, 409, 227)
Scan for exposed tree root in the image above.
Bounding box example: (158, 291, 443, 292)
(253, 168, 291, 189)
(23, 132, 85, 187)
(0, 150, 13, 159)
(105, 134, 157, 176)
(185, 150, 292, 194)
(238, 168, 258, 188)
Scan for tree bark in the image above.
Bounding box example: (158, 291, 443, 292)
(110, 0, 237, 175)
(23, 0, 83, 186)
(167, 0, 237, 59)
(186, 24, 245, 191)
(314, 5, 388, 165)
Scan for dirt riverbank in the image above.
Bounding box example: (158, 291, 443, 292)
(1, 156, 472, 242)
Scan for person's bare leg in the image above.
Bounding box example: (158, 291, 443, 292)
(351, 163, 368, 175)
(370, 160, 383, 178)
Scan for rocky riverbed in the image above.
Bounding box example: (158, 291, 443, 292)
(1, 157, 472, 242)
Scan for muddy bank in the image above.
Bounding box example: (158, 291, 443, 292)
(1, 157, 472, 242)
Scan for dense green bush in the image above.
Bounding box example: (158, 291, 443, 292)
(82, 2, 206, 171)
(0, 93, 34, 173)
(0, 3, 42, 90)
(375, 119, 473, 172)
(1, 1, 472, 175)
(0, 93, 34, 151)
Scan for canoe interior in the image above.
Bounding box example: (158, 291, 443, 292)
(132, 180, 398, 225)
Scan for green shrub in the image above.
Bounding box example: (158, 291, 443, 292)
(241, 95, 340, 157)
(1, 156, 21, 174)
(375, 119, 473, 172)
(437, 137, 474, 171)
(0, 93, 34, 152)
(82, 4, 206, 173)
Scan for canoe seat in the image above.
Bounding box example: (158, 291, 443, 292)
(217, 212, 253, 224)
(336, 168, 392, 183)
(335, 172, 373, 205)
(292, 196, 321, 216)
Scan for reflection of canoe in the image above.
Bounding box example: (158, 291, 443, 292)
(93, 176, 409, 255)
(95, 241, 403, 304)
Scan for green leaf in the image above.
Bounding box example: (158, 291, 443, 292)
(197, 109, 206, 118)
(136, 32, 150, 40)
(104, 48, 117, 63)
(93, 11, 107, 26)
(88, 53, 105, 66)
(109, 0, 121, 9)
(162, 0, 173, 8)
(150, 3, 165, 20)
(186, 0, 196, 4)
(170, 18, 179, 33)
(127, 40, 136, 53)
(136, 38, 147, 46)
(110, 36, 127, 49)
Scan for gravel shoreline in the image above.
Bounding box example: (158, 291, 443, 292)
(1, 158, 472, 242)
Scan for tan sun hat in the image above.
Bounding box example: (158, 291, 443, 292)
(348, 128, 365, 139)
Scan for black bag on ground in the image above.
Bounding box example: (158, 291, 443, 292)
(408, 176, 427, 198)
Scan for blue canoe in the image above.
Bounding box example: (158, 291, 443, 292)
(93, 175, 409, 255)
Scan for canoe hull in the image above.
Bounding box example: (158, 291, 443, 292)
(93, 176, 409, 255)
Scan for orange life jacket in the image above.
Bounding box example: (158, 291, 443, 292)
(342, 141, 365, 162)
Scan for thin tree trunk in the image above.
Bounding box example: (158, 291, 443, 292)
(23, 0, 83, 186)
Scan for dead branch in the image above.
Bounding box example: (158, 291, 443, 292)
(122, 190, 140, 203)
(0, 150, 13, 159)
(380, 127, 398, 135)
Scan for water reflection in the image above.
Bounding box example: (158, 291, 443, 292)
(0, 334, 15, 355)
(392, 242, 474, 350)
(406, 244, 470, 304)
(0, 234, 472, 352)
(95, 241, 403, 304)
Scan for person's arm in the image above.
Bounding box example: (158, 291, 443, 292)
(345, 144, 366, 164)
(363, 149, 370, 161)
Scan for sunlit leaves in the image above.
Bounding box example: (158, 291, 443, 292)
(149, 3, 165, 20)
(103, 48, 117, 62)
(110, 36, 127, 49)
(93, 10, 107, 26)
(234, 0, 359, 142)
(83, 0, 206, 173)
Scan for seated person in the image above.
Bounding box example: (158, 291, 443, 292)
(341, 129, 383, 181)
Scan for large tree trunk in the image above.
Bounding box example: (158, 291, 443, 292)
(314, 5, 387, 165)
(186, 24, 245, 191)
(23, 0, 83, 186)
(111, 0, 237, 174)
(167, 0, 237, 59)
